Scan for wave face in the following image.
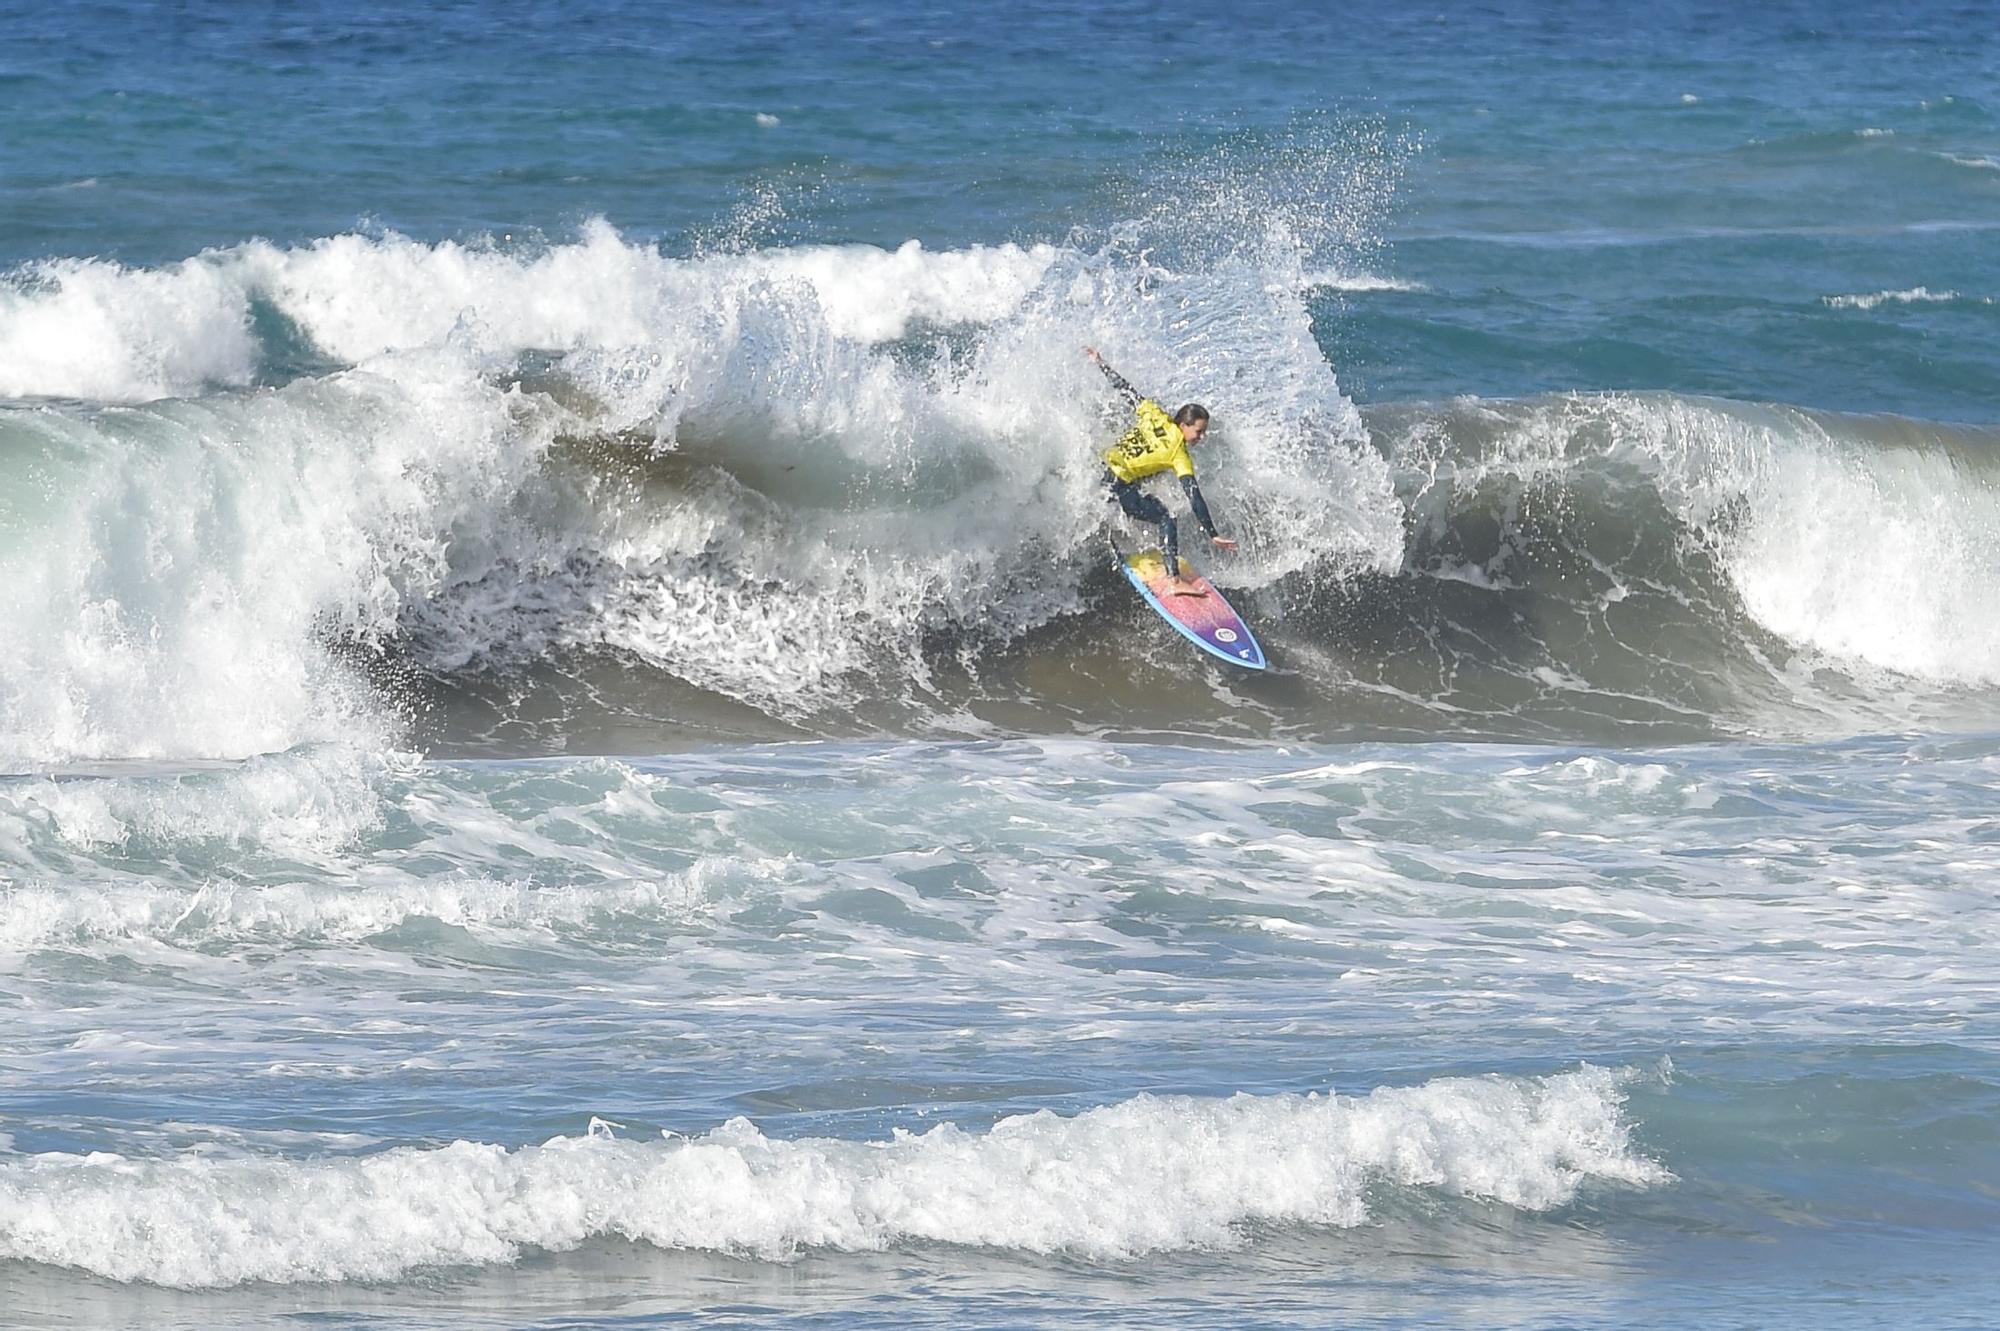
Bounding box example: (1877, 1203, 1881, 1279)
(1339, 393, 2000, 740)
(7, 182, 2000, 760)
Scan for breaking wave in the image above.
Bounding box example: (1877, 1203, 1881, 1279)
(5, 141, 2000, 759)
(0, 1066, 1665, 1287)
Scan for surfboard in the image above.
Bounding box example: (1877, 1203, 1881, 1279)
(1119, 549, 1268, 670)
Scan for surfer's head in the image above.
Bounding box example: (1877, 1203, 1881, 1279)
(1175, 404, 1210, 444)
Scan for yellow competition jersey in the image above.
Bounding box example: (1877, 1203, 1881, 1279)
(1101, 399, 1195, 484)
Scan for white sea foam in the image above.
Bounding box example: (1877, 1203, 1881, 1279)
(0, 1067, 1665, 1287)
(1302, 270, 1427, 293)
(0, 745, 402, 850)
(242, 222, 1063, 362)
(1717, 456, 2000, 682)
(0, 224, 1062, 405)
(0, 860, 757, 953)
(1821, 286, 1973, 310)
(0, 745, 807, 952)
(0, 254, 260, 400)
(0, 352, 559, 763)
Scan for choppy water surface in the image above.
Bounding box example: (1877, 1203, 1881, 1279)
(4, 738, 1996, 1325)
(3, 2, 1999, 1326)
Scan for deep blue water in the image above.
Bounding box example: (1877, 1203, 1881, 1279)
(8, 1, 2000, 416)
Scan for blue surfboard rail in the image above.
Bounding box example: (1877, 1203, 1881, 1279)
(1119, 553, 1268, 670)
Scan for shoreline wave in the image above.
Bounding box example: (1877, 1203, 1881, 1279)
(0, 1067, 1663, 1287)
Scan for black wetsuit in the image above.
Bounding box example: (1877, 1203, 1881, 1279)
(1095, 359, 1217, 577)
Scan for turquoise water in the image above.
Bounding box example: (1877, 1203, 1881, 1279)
(3, 3, 1999, 1327)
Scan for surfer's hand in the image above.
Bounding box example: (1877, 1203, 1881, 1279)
(1210, 535, 1239, 552)
(1084, 346, 1102, 363)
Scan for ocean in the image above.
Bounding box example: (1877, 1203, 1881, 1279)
(2, 2, 1997, 1326)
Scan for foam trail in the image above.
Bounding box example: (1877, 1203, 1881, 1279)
(0, 1067, 1665, 1287)
(0, 745, 393, 857)
(0, 859, 771, 953)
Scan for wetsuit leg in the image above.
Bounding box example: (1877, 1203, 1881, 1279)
(1109, 476, 1180, 576)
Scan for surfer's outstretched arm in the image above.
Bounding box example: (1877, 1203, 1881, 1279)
(1084, 346, 1142, 406)
(1180, 474, 1239, 551)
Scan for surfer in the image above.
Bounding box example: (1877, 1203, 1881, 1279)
(1086, 346, 1237, 595)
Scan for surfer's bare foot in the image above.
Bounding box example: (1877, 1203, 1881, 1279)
(1167, 578, 1207, 597)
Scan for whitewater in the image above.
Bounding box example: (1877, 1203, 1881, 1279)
(11, 222, 2000, 764)
(4, 3, 2000, 1328)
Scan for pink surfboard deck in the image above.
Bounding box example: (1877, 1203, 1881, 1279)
(1120, 550, 1268, 670)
